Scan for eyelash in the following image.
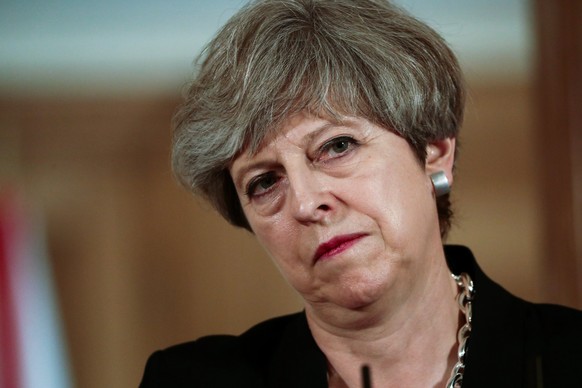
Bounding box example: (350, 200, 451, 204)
(245, 172, 279, 198)
(317, 135, 359, 161)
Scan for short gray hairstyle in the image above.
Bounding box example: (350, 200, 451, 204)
(172, 0, 465, 237)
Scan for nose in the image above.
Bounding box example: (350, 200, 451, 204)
(287, 167, 332, 224)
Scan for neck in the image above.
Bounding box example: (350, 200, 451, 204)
(305, 253, 460, 388)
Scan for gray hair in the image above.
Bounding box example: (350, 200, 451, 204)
(172, 0, 465, 237)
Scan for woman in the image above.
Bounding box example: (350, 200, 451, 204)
(140, 0, 582, 387)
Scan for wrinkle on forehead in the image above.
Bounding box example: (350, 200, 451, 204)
(229, 114, 340, 187)
(245, 110, 354, 156)
(230, 112, 390, 174)
(233, 113, 328, 170)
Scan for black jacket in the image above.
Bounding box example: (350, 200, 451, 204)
(140, 245, 582, 387)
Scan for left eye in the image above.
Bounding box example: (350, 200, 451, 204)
(321, 136, 357, 158)
(246, 172, 279, 198)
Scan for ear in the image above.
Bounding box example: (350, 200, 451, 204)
(425, 137, 456, 186)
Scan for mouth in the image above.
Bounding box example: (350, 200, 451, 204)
(313, 233, 367, 263)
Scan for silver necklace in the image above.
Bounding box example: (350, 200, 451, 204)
(446, 272, 475, 388)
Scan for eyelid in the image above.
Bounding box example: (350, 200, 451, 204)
(244, 174, 262, 197)
(245, 171, 277, 198)
(316, 135, 358, 160)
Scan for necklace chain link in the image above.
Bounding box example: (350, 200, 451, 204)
(446, 272, 475, 388)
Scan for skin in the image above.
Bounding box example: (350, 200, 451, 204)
(230, 113, 459, 387)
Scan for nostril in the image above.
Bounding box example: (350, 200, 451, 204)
(318, 204, 330, 211)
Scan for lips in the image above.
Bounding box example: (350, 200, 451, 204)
(313, 233, 367, 262)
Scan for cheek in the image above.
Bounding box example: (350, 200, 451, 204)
(248, 213, 300, 266)
(252, 221, 316, 293)
(344, 165, 434, 245)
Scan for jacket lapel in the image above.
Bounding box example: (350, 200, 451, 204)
(267, 312, 328, 388)
(446, 245, 530, 387)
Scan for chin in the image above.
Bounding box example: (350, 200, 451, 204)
(330, 275, 389, 310)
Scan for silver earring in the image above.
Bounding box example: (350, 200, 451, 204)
(430, 171, 450, 197)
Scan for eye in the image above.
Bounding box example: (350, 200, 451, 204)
(319, 136, 358, 160)
(246, 172, 279, 198)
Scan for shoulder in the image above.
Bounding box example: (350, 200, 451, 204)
(523, 302, 582, 384)
(534, 302, 582, 329)
(445, 245, 582, 385)
(139, 312, 304, 388)
(529, 302, 582, 354)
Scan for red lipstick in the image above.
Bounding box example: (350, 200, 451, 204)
(314, 233, 366, 262)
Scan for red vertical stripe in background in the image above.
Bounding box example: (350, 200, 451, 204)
(0, 196, 22, 388)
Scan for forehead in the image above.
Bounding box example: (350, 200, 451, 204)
(255, 113, 337, 150)
(229, 113, 331, 172)
(229, 114, 390, 184)
(233, 112, 374, 162)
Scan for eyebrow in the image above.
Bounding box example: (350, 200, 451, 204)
(231, 118, 359, 190)
(299, 117, 360, 148)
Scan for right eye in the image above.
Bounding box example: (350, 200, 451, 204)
(246, 172, 279, 198)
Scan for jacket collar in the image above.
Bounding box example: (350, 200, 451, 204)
(445, 245, 533, 387)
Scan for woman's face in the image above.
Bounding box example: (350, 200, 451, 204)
(229, 114, 454, 311)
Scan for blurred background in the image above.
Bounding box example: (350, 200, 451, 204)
(1, 0, 580, 387)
